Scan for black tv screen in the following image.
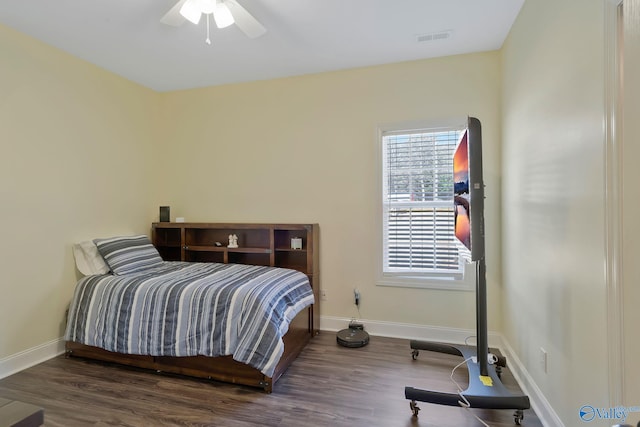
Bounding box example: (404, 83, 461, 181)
(453, 117, 484, 262)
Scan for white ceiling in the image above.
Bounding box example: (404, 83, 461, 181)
(0, 0, 524, 92)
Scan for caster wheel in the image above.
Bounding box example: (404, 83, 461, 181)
(411, 349, 419, 360)
(496, 365, 503, 379)
(409, 400, 420, 417)
(514, 409, 524, 425)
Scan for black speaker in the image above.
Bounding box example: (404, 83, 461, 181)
(159, 206, 170, 222)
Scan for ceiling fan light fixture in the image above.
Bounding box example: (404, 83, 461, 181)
(213, 2, 235, 29)
(180, 0, 202, 25)
(161, 0, 265, 39)
(199, 0, 216, 15)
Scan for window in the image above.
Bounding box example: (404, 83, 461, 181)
(379, 124, 471, 288)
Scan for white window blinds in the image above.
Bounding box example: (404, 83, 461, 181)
(382, 128, 467, 276)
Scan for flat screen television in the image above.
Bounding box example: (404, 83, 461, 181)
(453, 117, 485, 262)
(406, 117, 530, 414)
(455, 117, 489, 373)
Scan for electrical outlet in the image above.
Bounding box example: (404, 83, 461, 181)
(539, 347, 548, 374)
(320, 290, 327, 301)
(354, 289, 360, 306)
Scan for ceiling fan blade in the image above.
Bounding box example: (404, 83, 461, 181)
(225, 0, 267, 38)
(160, 0, 188, 26)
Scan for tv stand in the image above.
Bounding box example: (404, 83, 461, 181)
(405, 340, 530, 425)
(404, 259, 530, 425)
(404, 118, 530, 425)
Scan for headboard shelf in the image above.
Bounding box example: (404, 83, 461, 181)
(152, 222, 319, 334)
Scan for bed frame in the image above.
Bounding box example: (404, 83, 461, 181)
(66, 222, 319, 393)
(65, 300, 312, 393)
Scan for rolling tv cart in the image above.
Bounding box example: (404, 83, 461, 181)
(404, 118, 530, 425)
(404, 259, 531, 425)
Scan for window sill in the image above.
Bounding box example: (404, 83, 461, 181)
(377, 264, 476, 291)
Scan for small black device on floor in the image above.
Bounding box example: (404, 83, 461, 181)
(336, 322, 369, 348)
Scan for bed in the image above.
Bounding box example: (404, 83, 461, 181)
(65, 235, 315, 393)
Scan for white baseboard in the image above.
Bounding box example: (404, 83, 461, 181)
(498, 338, 565, 427)
(320, 315, 505, 347)
(320, 315, 563, 427)
(0, 338, 65, 380)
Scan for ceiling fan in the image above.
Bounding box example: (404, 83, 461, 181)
(161, 0, 266, 44)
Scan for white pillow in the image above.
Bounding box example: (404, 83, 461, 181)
(73, 240, 110, 276)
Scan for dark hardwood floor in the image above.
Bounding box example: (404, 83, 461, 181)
(0, 332, 542, 427)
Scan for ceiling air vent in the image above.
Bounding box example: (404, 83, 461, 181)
(416, 30, 453, 43)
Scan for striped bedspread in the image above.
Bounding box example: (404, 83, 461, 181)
(65, 262, 314, 377)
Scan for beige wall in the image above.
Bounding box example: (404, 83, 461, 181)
(0, 25, 160, 358)
(502, 0, 613, 425)
(0, 19, 503, 363)
(157, 52, 503, 330)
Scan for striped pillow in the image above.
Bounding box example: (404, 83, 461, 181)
(93, 235, 164, 275)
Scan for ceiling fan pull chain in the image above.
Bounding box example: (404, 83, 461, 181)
(205, 14, 212, 45)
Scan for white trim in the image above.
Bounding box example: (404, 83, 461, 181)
(0, 338, 65, 380)
(378, 260, 476, 291)
(321, 315, 503, 352)
(604, 0, 625, 408)
(499, 336, 565, 427)
(375, 119, 473, 289)
(320, 315, 563, 427)
(376, 117, 468, 135)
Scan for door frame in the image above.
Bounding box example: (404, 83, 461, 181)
(604, 0, 624, 408)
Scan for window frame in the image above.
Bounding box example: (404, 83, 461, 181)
(376, 119, 475, 291)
